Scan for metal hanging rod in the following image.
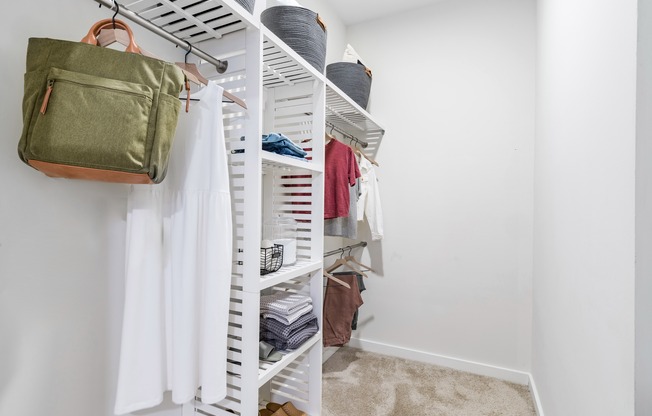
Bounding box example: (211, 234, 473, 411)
(326, 121, 368, 149)
(95, 0, 228, 73)
(323, 241, 368, 258)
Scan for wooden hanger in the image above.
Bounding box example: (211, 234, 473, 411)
(325, 255, 368, 278)
(352, 146, 379, 167)
(97, 27, 138, 50)
(342, 248, 375, 274)
(176, 44, 247, 110)
(323, 271, 351, 289)
(89, 21, 141, 54)
(175, 61, 208, 85)
(324, 124, 336, 144)
(90, 4, 141, 53)
(325, 123, 377, 165)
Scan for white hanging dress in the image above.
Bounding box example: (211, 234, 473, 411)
(115, 81, 233, 414)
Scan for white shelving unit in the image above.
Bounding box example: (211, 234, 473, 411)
(211, 20, 325, 414)
(94, 1, 386, 415)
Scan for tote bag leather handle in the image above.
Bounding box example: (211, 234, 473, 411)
(81, 18, 141, 54)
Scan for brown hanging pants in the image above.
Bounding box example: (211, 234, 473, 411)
(323, 273, 364, 347)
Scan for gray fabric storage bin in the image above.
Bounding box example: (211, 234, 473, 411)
(234, 0, 255, 13)
(326, 62, 372, 110)
(261, 6, 327, 73)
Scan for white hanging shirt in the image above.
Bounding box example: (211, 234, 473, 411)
(357, 157, 384, 240)
(115, 82, 233, 414)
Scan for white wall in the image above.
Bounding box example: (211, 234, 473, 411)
(533, 0, 638, 414)
(637, 1, 652, 413)
(0, 2, 185, 416)
(343, 0, 535, 374)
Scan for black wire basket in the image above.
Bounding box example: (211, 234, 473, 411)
(260, 244, 284, 275)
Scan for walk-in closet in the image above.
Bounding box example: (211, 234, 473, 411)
(2, 0, 650, 415)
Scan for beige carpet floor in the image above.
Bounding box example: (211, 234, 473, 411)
(322, 347, 536, 416)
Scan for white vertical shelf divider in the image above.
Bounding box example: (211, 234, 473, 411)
(307, 79, 326, 416)
(240, 23, 265, 416)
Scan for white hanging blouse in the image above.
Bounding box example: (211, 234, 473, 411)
(357, 156, 384, 241)
(115, 81, 233, 414)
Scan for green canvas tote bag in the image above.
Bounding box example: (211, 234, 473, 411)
(18, 19, 185, 184)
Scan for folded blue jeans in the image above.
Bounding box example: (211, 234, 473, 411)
(262, 133, 308, 158)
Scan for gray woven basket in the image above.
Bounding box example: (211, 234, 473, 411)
(261, 6, 327, 73)
(233, 0, 255, 13)
(326, 62, 372, 110)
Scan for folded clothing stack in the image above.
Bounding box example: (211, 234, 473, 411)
(260, 292, 319, 350)
(262, 133, 308, 159)
(260, 291, 313, 324)
(261, 312, 319, 350)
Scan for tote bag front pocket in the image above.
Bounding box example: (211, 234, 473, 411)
(29, 67, 154, 174)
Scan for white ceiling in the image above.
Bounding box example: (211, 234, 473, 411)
(327, 0, 448, 25)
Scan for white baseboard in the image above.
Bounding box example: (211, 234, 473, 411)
(346, 338, 531, 385)
(322, 346, 340, 364)
(528, 373, 545, 416)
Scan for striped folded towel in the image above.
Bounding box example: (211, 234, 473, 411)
(262, 302, 313, 325)
(260, 292, 312, 316)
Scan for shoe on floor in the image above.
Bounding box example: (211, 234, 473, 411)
(266, 401, 306, 416)
(259, 408, 290, 416)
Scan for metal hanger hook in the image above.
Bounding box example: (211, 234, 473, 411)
(348, 247, 353, 257)
(112, 0, 120, 29)
(185, 41, 192, 64)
